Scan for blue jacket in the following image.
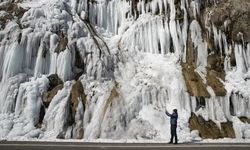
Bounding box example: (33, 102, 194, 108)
(166, 111, 178, 125)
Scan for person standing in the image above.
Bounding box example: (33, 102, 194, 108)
(165, 109, 178, 144)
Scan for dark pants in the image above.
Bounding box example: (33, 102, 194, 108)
(170, 125, 177, 143)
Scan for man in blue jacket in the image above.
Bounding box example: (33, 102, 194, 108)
(165, 109, 178, 144)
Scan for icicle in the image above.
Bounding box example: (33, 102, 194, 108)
(191, 0, 199, 19)
(169, 12, 181, 56)
(147, 21, 154, 53)
(190, 20, 207, 68)
(0, 74, 27, 113)
(164, 18, 171, 54)
(151, 19, 159, 54)
(57, 49, 73, 81)
(158, 19, 167, 54)
(181, 0, 188, 62)
(2, 42, 24, 82)
(246, 43, 250, 70)
(158, 0, 163, 14)
(234, 44, 245, 75)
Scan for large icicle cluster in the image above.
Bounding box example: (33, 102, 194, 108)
(0, 0, 250, 142)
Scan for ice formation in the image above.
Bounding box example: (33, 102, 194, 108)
(0, 0, 250, 142)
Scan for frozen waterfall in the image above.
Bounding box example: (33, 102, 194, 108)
(0, 0, 250, 142)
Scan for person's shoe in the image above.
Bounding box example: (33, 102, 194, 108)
(168, 141, 173, 144)
(174, 142, 178, 144)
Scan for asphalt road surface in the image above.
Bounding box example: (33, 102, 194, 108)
(0, 141, 250, 150)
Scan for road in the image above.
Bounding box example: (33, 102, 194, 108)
(0, 141, 250, 150)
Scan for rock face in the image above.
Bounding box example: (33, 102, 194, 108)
(43, 74, 63, 107)
(182, 64, 210, 97)
(43, 84, 63, 108)
(47, 74, 63, 91)
(40, 74, 64, 126)
(103, 85, 119, 116)
(43, 80, 86, 139)
(206, 69, 226, 96)
(189, 113, 235, 139)
(207, 0, 250, 42)
(69, 81, 86, 139)
(70, 80, 86, 123)
(0, 1, 26, 27)
(55, 34, 68, 53)
(182, 58, 226, 97)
